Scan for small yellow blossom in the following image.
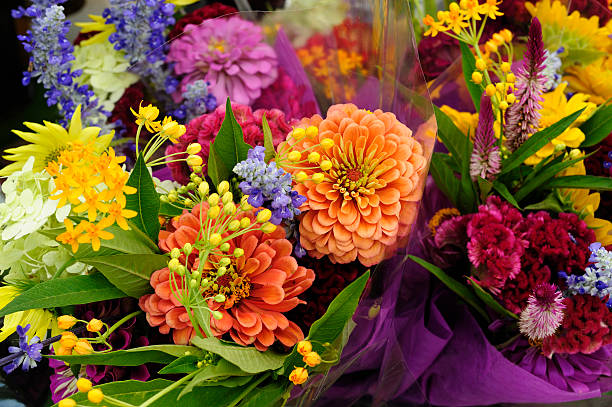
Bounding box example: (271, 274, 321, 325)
(86, 318, 104, 333)
(297, 340, 313, 356)
(289, 367, 309, 385)
(77, 218, 115, 251)
(74, 338, 94, 355)
(87, 388, 104, 404)
(76, 378, 93, 393)
(303, 351, 322, 367)
(479, 0, 503, 19)
(57, 315, 77, 330)
(131, 102, 160, 132)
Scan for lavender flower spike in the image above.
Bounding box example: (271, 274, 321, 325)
(518, 283, 565, 341)
(504, 17, 547, 152)
(470, 95, 500, 181)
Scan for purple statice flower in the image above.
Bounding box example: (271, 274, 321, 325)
(166, 16, 278, 105)
(504, 17, 547, 152)
(233, 146, 306, 225)
(3, 325, 43, 374)
(104, 0, 177, 108)
(518, 283, 565, 341)
(170, 80, 218, 122)
(13, 2, 108, 127)
(470, 95, 500, 181)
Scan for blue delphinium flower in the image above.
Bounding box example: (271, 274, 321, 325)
(233, 146, 306, 225)
(3, 324, 43, 374)
(13, 2, 107, 127)
(560, 243, 612, 308)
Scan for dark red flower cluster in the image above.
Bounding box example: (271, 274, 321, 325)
(498, 211, 594, 313)
(287, 255, 365, 331)
(417, 34, 460, 81)
(165, 103, 295, 184)
(252, 67, 317, 120)
(110, 82, 148, 138)
(566, 0, 611, 26)
(542, 294, 612, 356)
(167, 3, 237, 42)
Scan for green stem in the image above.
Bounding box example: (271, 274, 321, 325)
(135, 124, 143, 156)
(101, 311, 142, 341)
(226, 372, 270, 407)
(138, 369, 200, 407)
(50, 258, 76, 280)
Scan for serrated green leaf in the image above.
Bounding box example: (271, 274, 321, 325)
(262, 114, 275, 163)
(502, 108, 584, 174)
(468, 277, 518, 320)
(544, 175, 612, 191)
(0, 274, 125, 317)
(284, 271, 370, 372)
(191, 337, 285, 374)
(408, 255, 489, 321)
(580, 104, 612, 147)
(79, 253, 167, 298)
(179, 359, 251, 399)
(159, 355, 200, 374)
(210, 98, 252, 181)
(49, 345, 199, 366)
(460, 42, 482, 111)
(433, 106, 472, 170)
(126, 154, 160, 241)
(52, 379, 251, 407)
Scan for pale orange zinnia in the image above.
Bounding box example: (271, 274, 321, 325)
(278, 104, 427, 266)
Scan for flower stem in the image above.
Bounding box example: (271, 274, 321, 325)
(102, 394, 138, 407)
(50, 258, 76, 280)
(226, 372, 270, 407)
(138, 369, 200, 407)
(101, 310, 142, 341)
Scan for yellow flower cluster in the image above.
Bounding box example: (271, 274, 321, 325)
(289, 340, 324, 385)
(46, 142, 137, 252)
(423, 0, 503, 37)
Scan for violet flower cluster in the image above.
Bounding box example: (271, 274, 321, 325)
(3, 325, 43, 374)
(13, 2, 107, 127)
(233, 146, 306, 225)
(104, 0, 176, 105)
(504, 17, 547, 152)
(560, 242, 612, 308)
(470, 95, 501, 181)
(170, 80, 218, 123)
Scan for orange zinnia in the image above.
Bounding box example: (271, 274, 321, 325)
(278, 104, 427, 266)
(139, 204, 315, 350)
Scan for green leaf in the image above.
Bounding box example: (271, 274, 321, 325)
(0, 274, 125, 317)
(210, 98, 252, 178)
(544, 175, 612, 191)
(433, 106, 472, 170)
(477, 177, 493, 201)
(53, 379, 251, 407)
(492, 181, 520, 209)
(283, 271, 370, 372)
(430, 153, 460, 208)
(502, 108, 585, 174)
(458, 131, 477, 213)
(126, 154, 160, 241)
(159, 199, 186, 217)
(191, 337, 286, 374)
(159, 355, 200, 374)
(240, 382, 287, 407)
(524, 192, 564, 213)
(407, 255, 489, 321)
(49, 345, 200, 366)
(581, 104, 612, 147)
(514, 152, 593, 202)
(460, 42, 482, 111)
(262, 114, 276, 163)
(179, 359, 251, 399)
(79, 253, 167, 298)
(468, 277, 518, 320)
(207, 145, 230, 188)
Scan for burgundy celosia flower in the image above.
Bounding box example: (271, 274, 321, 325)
(518, 283, 565, 341)
(165, 103, 295, 184)
(110, 82, 148, 138)
(167, 3, 237, 42)
(498, 251, 552, 314)
(542, 294, 612, 356)
(504, 17, 546, 152)
(470, 95, 500, 181)
(567, 0, 611, 26)
(467, 197, 528, 291)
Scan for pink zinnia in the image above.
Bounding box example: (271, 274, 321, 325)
(166, 16, 278, 105)
(518, 283, 565, 341)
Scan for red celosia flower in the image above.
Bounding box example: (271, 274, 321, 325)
(499, 251, 551, 314)
(165, 103, 295, 184)
(542, 294, 612, 356)
(110, 82, 148, 138)
(139, 204, 315, 350)
(167, 3, 237, 42)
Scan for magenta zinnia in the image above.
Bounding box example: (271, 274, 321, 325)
(470, 95, 500, 181)
(504, 17, 546, 152)
(518, 283, 565, 341)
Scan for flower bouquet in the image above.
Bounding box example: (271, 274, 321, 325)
(0, 1, 435, 406)
(400, 0, 612, 404)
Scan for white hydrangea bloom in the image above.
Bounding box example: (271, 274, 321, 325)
(0, 157, 68, 241)
(73, 41, 139, 112)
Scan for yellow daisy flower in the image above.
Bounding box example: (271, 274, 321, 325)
(564, 57, 612, 105)
(0, 286, 59, 342)
(0, 105, 114, 177)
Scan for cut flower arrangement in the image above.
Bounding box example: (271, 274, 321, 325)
(406, 0, 612, 403)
